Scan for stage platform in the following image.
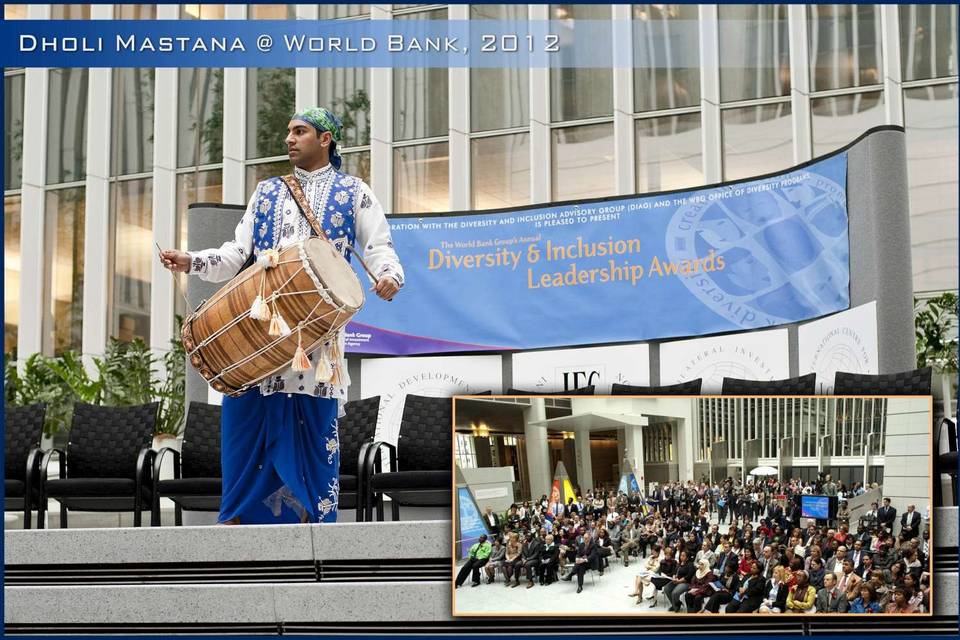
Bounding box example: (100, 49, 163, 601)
(3, 509, 957, 635)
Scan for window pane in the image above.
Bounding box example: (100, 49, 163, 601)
(112, 68, 155, 175)
(4, 195, 21, 354)
(721, 102, 793, 180)
(4, 5, 26, 19)
(811, 91, 884, 157)
(551, 122, 614, 201)
(246, 69, 295, 160)
(319, 68, 370, 147)
(178, 69, 224, 168)
(808, 4, 882, 92)
(47, 69, 88, 185)
(44, 188, 85, 356)
(250, 4, 296, 19)
(471, 5, 529, 131)
(904, 84, 958, 292)
(635, 113, 703, 193)
(393, 10, 448, 141)
(246, 160, 291, 194)
(5, 73, 24, 191)
(111, 179, 152, 344)
(394, 142, 449, 213)
(116, 5, 156, 19)
(633, 4, 701, 112)
(319, 5, 369, 19)
(340, 151, 371, 185)
(718, 5, 790, 102)
(175, 170, 222, 319)
(899, 5, 958, 82)
(180, 5, 225, 20)
(550, 4, 613, 121)
(471, 133, 530, 210)
(50, 4, 90, 19)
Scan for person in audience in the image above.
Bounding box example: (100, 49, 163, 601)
(726, 561, 765, 613)
(884, 586, 917, 613)
(738, 546, 757, 577)
(521, 531, 542, 589)
(704, 561, 740, 613)
(483, 537, 505, 584)
(849, 583, 883, 613)
(807, 556, 826, 591)
(664, 550, 695, 612)
(620, 520, 641, 567)
(900, 504, 921, 541)
(838, 558, 862, 602)
(538, 533, 560, 585)
(628, 545, 661, 606)
(503, 531, 522, 588)
(815, 571, 849, 613)
(455, 535, 492, 588)
(682, 559, 716, 613)
(758, 565, 789, 613)
(561, 531, 600, 594)
(596, 527, 614, 575)
(785, 570, 816, 613)
(695, 538, 716, 569)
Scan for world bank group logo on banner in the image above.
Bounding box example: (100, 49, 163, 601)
(665, 169, 849, 330)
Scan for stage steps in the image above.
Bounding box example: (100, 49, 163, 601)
(4, 510, 958, 635)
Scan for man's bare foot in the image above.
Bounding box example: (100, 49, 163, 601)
(217, 516, 241, 526)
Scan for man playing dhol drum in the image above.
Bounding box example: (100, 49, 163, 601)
(159, 107, 403, 525)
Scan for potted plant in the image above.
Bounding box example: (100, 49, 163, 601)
(915, 292, 959, 418)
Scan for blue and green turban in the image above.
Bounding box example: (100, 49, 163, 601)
(292, 106, 343, 170)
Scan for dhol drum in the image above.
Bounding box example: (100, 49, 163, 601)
(182, 238, 364, 396)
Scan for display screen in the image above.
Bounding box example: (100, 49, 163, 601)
(801, 495, 831, 519)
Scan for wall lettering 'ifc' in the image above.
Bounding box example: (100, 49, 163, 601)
(562, 370, 600, 391)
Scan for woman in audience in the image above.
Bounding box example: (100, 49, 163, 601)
(484, 538, 505, 584)
(884, 587, 917, 613)
(664, 550, 695, 612)
(726, 561, 765, 613)
(704, 561, 740, 613)
(682, 558, 716, 613)
(849, 583, 883, 613)
(807, 556, 826, 591)
(628, 545, 661, 605)
(758, 565, 789, 613)
(738, 547, 756, 577)
(503, 532, 522, 588)
(785, 570, 816, 613)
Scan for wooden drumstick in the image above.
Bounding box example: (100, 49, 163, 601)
(157, 242, 190, 307)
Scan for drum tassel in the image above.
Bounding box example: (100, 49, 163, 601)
(268, 300, 291, 337)
(291, 326, 311, 371)
(250, 271, 271, 322)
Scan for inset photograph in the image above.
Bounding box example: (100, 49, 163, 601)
(452, 395, 933, 616)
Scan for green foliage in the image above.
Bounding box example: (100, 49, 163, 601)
(915, 292, 959, 374)
(3, 316, 187, 438)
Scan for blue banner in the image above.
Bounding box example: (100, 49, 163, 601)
(456, 487, 490, 559)
(346, 153, 849, 355)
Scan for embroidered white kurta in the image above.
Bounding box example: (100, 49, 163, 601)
(187, 164, 403, 412)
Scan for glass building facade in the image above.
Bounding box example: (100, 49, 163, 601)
(3, 4, 957, 362)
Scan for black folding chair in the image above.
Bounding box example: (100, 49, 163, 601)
(336, 396, 380, 522)
(363, 394, 452, 521)
(152, 402, 222, 526)
(4, 404, 46, 529)
(38, 403, 158, 528)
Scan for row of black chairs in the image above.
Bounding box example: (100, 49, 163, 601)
(4, 366, 948, 527)
(3, 394, 451, 527)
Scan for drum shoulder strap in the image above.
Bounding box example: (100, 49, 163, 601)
(281, 174, 327, 240)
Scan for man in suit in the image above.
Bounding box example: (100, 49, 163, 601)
(853, 524, 873, 549)
(714, 541, 736, 574)
(877, 498, 897, 534)
(815, 571, 850, 613)
(900, 504, 921, 541)
(849, 540, 866, 573)
(561, 532, 600, 593)
(759, 545, 778, 580)
(483, 506, 501, 536)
